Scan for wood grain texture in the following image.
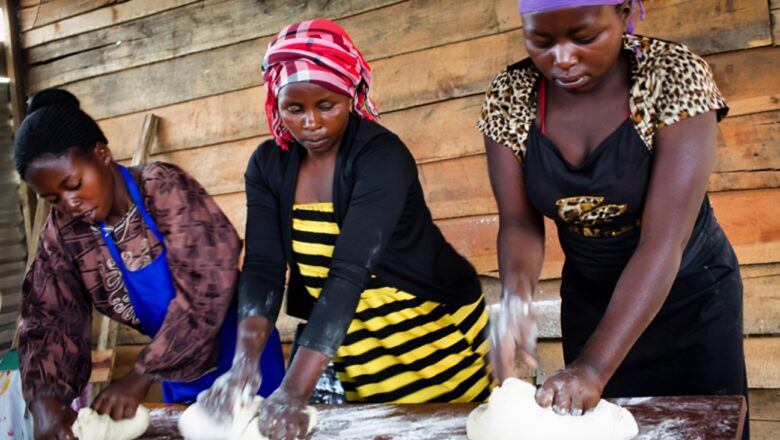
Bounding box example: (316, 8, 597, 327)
(750, 389, 780, 421)
(751, 420, 780, 440)
(22, 0, 200, 48)
(25, 0, 405, 89)
(19, 0, 117, 31)
(632, 0, 772, 54)
(746, 337, 780, 388)
(26, 0, 772, 93)
(708, 46, 780, 117)
(94, 42, 780, 189)
(773, 0, 780, 48)
(99, 87, 267, 161)
(61, 27, 525, 120)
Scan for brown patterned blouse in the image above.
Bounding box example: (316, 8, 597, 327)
(17, 161, 242, 404)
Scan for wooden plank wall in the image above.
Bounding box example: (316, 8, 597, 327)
(14, 0, 780, 435)
(0, 81, 26, 357)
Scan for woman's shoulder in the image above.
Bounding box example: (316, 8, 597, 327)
(248, 139, 290, 167)
(477, 58, 539, 159)
(354, 118, 404, 149)
(137, 161, 217, 205)
(487, 57, 540, 99)
(630, 34, 711, 76)
(139, 160, 185, 179)
(628, 34, 727, 148)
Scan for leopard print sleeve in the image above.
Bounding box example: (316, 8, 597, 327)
(654, 43, 728, 128)
(477, 65, 539, 160)
(630, 37, 728, 150)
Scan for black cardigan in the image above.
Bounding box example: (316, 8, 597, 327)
(238, 114, 481, 357)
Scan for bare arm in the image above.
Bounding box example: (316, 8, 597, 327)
(538, 111, 718, 413)
(485, 136, 546, 380)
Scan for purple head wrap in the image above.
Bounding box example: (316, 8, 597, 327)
(519, 0, 645, 33)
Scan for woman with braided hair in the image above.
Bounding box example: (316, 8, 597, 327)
(200, 19, 492, 440)
(481, 1, 747, 437)
(14, 89, 285, 440)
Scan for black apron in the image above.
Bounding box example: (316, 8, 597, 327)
(522, 83, 747, 405)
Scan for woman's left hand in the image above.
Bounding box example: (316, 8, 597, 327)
(256, 386, 311, 440)
(91, 370, 154, 420)
(535, 361, 605, 415)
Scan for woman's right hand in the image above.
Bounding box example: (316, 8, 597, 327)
(197, 354, 262, 422)
(30, 396, 77, 440)
(489, 292, 539, 382)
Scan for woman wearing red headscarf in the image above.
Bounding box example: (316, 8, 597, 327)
(481, 0, 747, 435)
(200, 19, 491, 439)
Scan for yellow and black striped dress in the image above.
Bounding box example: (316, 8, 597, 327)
(292, 202, 491, 403)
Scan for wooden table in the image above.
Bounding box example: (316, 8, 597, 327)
(142, 395, 745, 439)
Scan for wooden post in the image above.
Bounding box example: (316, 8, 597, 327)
(1, 0, 35, 249)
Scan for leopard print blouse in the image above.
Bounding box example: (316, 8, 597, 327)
(477, 34, 728, 160)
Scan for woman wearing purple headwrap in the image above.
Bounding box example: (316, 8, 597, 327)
(480, 0, 747, 434)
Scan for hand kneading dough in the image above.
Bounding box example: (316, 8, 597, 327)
(71, 405, 150, 440)
(178, 397, 317, 440)
(467, 378, 638, 440)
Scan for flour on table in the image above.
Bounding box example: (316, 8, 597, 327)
(467, 378, 638, 440)
(71, 405, 150, 440)
(178, 397, 317, 440)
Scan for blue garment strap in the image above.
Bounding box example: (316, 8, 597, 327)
(101, 164, 165, 248)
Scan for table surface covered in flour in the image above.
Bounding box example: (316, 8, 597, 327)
(142, 395, 745, 440)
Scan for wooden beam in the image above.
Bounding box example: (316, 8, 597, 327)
(2, 0, 37, 257)
(131, 114, 159, 166)
(88, 349, 116, 383)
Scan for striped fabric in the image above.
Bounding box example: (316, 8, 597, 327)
(292, 203, 492, 403)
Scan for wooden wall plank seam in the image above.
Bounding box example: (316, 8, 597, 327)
(92, 42, 780, 183)
(28, 0, 773, 107)
(21, 0, 201, 48)
(25, 0, 407, 89)
(19, 0, 117, 32)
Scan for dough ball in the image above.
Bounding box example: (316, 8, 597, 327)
(71, 405, 150, 440)
(466, 378, 638, 440)
(178, 397, 317, 440)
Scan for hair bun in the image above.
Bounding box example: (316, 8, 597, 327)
(27, 88, 81, 113)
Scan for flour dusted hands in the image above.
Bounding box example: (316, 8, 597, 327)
(489, 292, 539, 381)
(536, 361, 605, 415)
(198, 354, 262, 423)
(256, 387, 311, 440)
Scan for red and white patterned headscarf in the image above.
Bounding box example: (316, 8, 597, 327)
(262, 19, 379, 150)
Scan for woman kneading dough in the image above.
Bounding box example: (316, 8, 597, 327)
(14, 89, 286, 440)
